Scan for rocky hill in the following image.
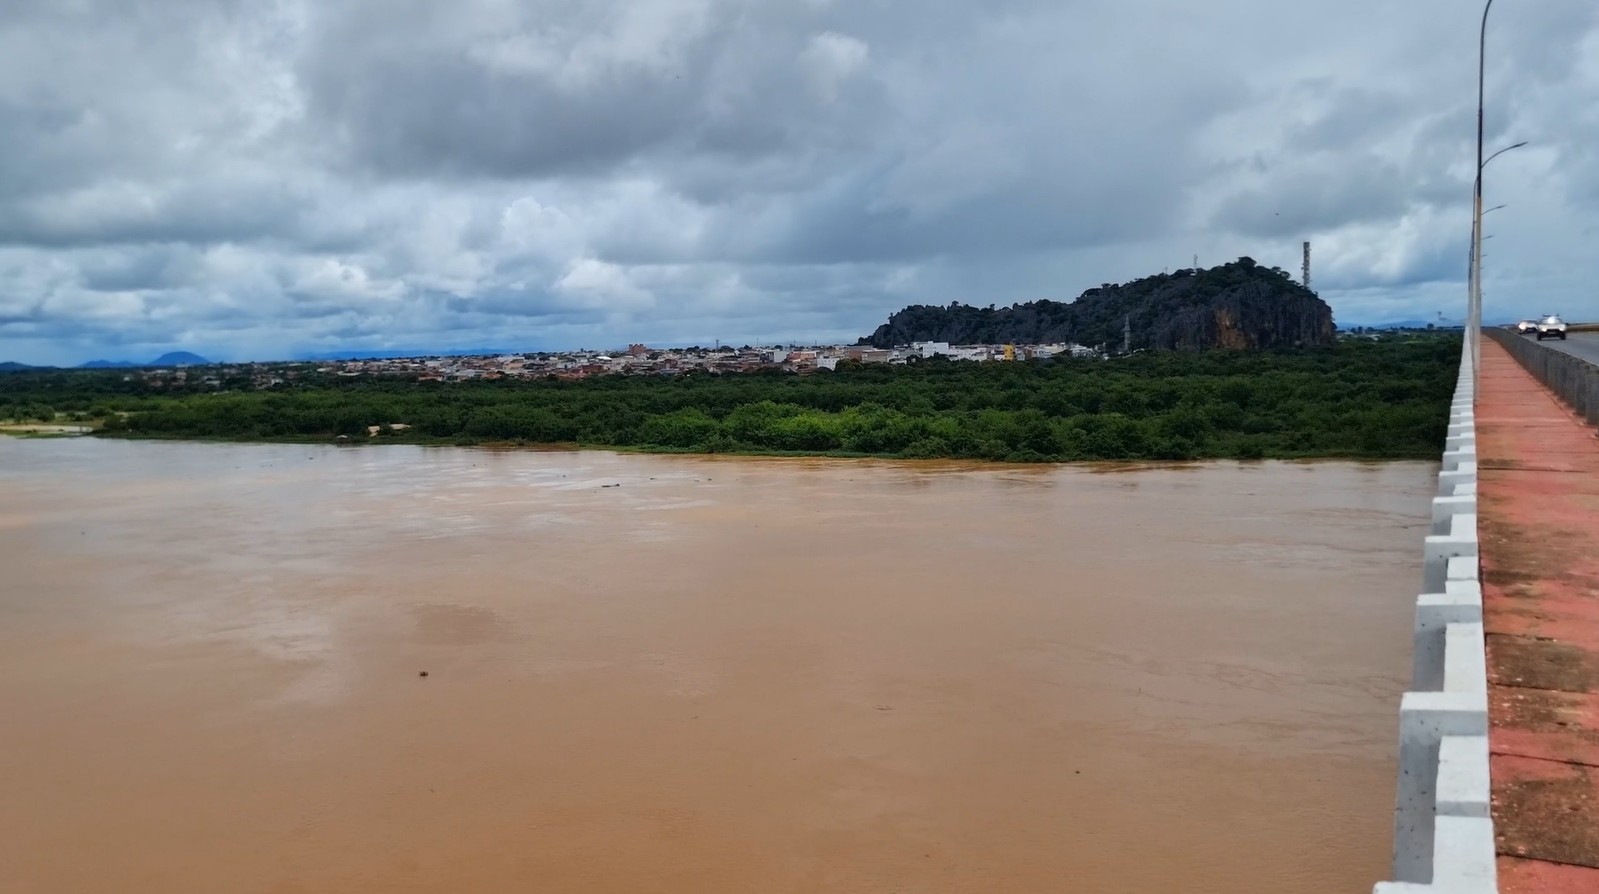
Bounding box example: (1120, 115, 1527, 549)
(861, 257, 1335, 351)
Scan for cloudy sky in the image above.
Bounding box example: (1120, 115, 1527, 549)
(3, 0, 1597, 364)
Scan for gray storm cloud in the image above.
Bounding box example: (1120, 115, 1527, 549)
(1, 0, 1597, 364)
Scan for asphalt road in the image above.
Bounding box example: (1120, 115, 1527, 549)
(1525, 330, 1599, 365)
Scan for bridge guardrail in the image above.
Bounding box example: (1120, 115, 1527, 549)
(1485, 328, 1599, 428)
(1373, 343, 1496, 893)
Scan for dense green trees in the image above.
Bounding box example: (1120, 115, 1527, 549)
(0, 336, 1458, 462)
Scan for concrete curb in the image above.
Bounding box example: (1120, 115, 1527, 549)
(1374, 347, 1497, 893)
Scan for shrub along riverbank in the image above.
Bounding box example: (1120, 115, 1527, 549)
(1, 336, 1458, 462)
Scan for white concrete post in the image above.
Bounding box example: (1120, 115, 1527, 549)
(1423, 513, 1478, 592)
(1375, 351, 1495, 893)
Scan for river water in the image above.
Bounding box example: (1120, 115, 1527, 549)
(0, 438, 1430, 893)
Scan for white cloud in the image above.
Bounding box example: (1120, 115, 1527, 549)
(800, 31, 868, 101)
(2, 0, 1599, 364)
(554, 258, 654, 312)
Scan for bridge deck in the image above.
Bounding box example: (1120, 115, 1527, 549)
(1477, 339, 1599, 892)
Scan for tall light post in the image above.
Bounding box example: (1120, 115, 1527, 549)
(1471, 140, 1525, 351)
(1469, 0, 1494, 381)
(1471, 0, 1534, 379)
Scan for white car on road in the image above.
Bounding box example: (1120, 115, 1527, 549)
(1535, 314, 1568, 340)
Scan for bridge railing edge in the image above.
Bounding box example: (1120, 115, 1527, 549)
(1373, 341, 1497, 893)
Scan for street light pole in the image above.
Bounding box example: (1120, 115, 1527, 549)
(1470, 140, 1525, 359)
(1470, 0, 1495, 385)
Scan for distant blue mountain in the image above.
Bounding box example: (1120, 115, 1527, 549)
(293, 347, 521, 361)
(79, 351, 211, 368)
(0, 361, 40, 372)
(151, 351, 210, 366)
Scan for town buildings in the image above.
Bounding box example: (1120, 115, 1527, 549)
(111, 341, 1106, 391)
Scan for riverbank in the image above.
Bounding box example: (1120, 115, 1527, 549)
(0, 423, 92, 437)
(85, 427, 1455, 463)
(2, 337, 1459, 463)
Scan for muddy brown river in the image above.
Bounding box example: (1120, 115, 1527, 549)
(0, 438, 1431, 893)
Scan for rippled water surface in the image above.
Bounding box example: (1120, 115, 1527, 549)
(0, 438, 1432, 893)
